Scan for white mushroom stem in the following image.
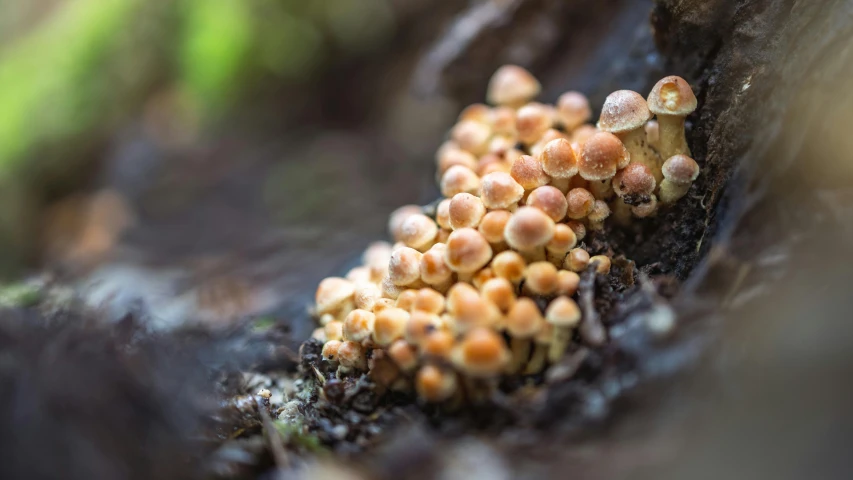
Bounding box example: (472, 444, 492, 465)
(517, 247, 547, 263)
(588, 179, 613, 200)
(611, 199, 633, 224)
(658, 179, 692, 204)
(550, 177, 570, 193)
(546, 249, 568, 268)
(618, 127, 663, 184)
(524, 343, 548, 374)
(548, 326, 573, 363)
(509, 337, 532, 374)
(656, 114, 691, 160)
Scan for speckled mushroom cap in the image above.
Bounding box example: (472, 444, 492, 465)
(647, 76, 697, 116)
(539, 138, 578, 179)
(486, 65, 541, 107)
(452, 327, 510, 377)
(315, 277, 355, 315)
(613, 163, 656, 196)
(579, 132, 629, 181)
(597, 90, 652, 134)
(503, 206, 555, 251)
(662, 154, 700, 184)
(480, 172, 524, 209)
(444, 228, 493, 273)
(505, 297, 544, 338)
(545, 296, 581, 328)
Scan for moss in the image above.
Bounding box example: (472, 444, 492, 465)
(274, 419, 327, 455)
(0, 282, 42, 308)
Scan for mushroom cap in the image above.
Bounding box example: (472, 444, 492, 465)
(343, 309, 376, 342)
(526, 186, 568, 222)
(395, 289, 418, 310)
(399, 214, 438, 250)
(322, 340, 342, 363)
(458, 103, 492, 124)
(516, 103, 555, 145)
(373, 307, 410, 346)
(388, 339, 419, 372)
(388, 247, 423, 286)
(415, 364, 458, 402)
(449, 193, 487, 230)
(510, 155, 551, 190)
(504, 206, 555, 251)
(565, 188, 596, 219)
(388, 205, 422, 242)
(565, 220, 586, 241)
(480, 172, 525, 209)
(405, 311, 442, 346)
(491, 106, 517, 135)
(420, 243, 453, 285)
(422, 330, 456, 359)
(647, 76, 697, 116)
(587, 200, 611, 223)
(546, 223, 578, 255)
(580, 132, 629, 181)
(556, 270, 581, 296)
(480, 277, 516, 313)
(632, 193, 659, 217)
(524, 261, 559, 296)
(435, 199, 452, 229)
(337, 341, 367, 370)
(539, 138, 578, 179)
(315, 277, 355, 315)
(546, 296, 581, 328)
(598, 90, 652, 133)
(613, 163, 657, 197)
(589, 255, 612, 274)
(491, 250, 527, 283)
(324, 321, 344, 341)
(565, 247, 590, 272)
(451, 120, 492, 155)
(441, 165, 481, 197)
(661, 154, 700, 184)
(452, 327, 510, 377)
(413, 288, 445, 315)
(444, 228, 493, 273)
(486, 65, 541, 107)
(446, 283, 500, 332)
(505, 297, 544, 338)
(438, 148, 478, 176)
(557, 91, 592, 130)
(478, 210, 513, 243)
(571, 124, 598, 146)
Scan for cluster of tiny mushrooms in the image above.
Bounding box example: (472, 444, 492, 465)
(311, 66, 699, 403)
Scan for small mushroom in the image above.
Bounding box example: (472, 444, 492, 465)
(441, 165, 481, 198)
(505, 298, 545, 373)
(579, 132, 629, 181)
(452, 327, 510, 378)
(405, 310, 442, 347)
(324, 321, 344, 342)
(315, 277, 355, 317)
(556, 270, 580, 296)
(395, 289, 418, 310)
(363, 241, 393, 281)
(445, 228, 493, 277)
(587, 200, 611, 231)
(632, 194, 659, 217)
(613, 163, 656, 200)
(399, 214, 438, 251)
(451, 120, 492, 156)
(478, 210, 512, 249)
(415, 364, 458, 403)
(446, 282, 500, 333)
(388, 339, 419, 372)
(337, 340, 368, 374)
(510, 154, 551, 191)
(546, 296, 581, 363)
(565, 220, 586, 241)
(388, 247, 423, 286)
(437, 148, 478, 177)
(598, 90, 658, 181)
(480, 172, 525, 209)
(322, 340, 343, 365)
(526, 186, 568, 222)
(435, 199, 452, 230)
(538, 138, 578, 192)
(659, 154, 700, 204)
(503, 206, 555, 261)
(557, 91, 592, 131)
(458, 103, 492, 124)
(491, 106, 517, 135)
(343, 309, 376, 343)
(420, 243, 453, 288)
(491, 250, 527, 285)
(529, 128, 568, 158)
(524, 323, 553, 375)
(564, 247, 590, 272)
(523, 261, 559, 296)
(373, 307, 410, 346)
(413, 288, 445, 315)
(545, 223, 577, 266)
(480, 277, 516, 313)
(647, 76, 698, 159)
(449, 193, 487, 230)
(388, 205, 422, 242)
(589, 255, 612, 274)
(486, 65, 541, 108)
(516, 103, 555, 145)
(566, 187, 596, 220)
(422, 330, 456, 360)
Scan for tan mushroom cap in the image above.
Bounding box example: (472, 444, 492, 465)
(388, 339, 419, 372)
(504, 206, 555, 251)
(556, 270, 581, 296)
(388, 205, 422, 242)
(633, 194, 659, 217)
(444, 228, 493, 273)
(539, 138, 578, 179)
(589, 255, 612, 274)
(478, 210, 512, 244)
(480, 172, 524, 209)
(491, 250, 527, 284)
(597, 90, 652, 134)
(324, 321, 344, 341)
(449, 193, 487, 230)
(373, 307, 410, 346)
(525, 261, 559, 296)
(337, 341, 367, 370)
(480, 277, 516, 313)
(571, 124, 598, 146)
(388, 247, 423, 286)
(441, 165, 481, 198)
(588, 200, 611, 223)
(446, 282, 500, 332)
(510, 155, 551, 190)
(491, 106, 517, 135)
(546, 224, 578, 255)
(566, 188, 596, 219)
(458, 103, 492, 124)
(438, 148, 478, 176)
(565, 248, 590, 272)
(505, 297, 545, 338)
(322, 340, 342, 363)
(580, 132, 629, 181)
(526, 186, 568, 222)
(399, 214, 438, 250)
(613, 163, 657, 197)
(487, 65, 541, 107)
(565, 220, 587, 241)
(557, 91, 592, 131)
(395, 289, 418, 310)
(661, 154, 700, 184)
(647, 76, 697, 116)
(315, 277, 355, 315)
(413, 288, 445, 315)
(546, 296, 581, 328)
(435, 199, 452, 230)
(343, 309, 376, 342)
(516, 103, 554, 145)
(415, 364, 458, 402)
(420, 243, 453, 285)
(451, 120, 492, 155)
(452, 327, 510, 377)
(406, 310, 442, 346)
(422, 330, 456, 359)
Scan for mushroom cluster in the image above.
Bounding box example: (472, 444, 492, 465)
(310, 66, 700, 403)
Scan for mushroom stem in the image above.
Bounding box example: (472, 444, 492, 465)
(587, 179, 613, 200)
(548, 326, 572, 363)
(518, 247, 546, 263)
(618, 128, 663, 184)
(524, 343, 548, 374)
(656, 114, 690, 160)
(611, 199, 633, 224)
(658, 179, 692, 204)
(509, 337, 532, 373)
(550, 177, 570, 193)
(546, 250, 567, 268)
